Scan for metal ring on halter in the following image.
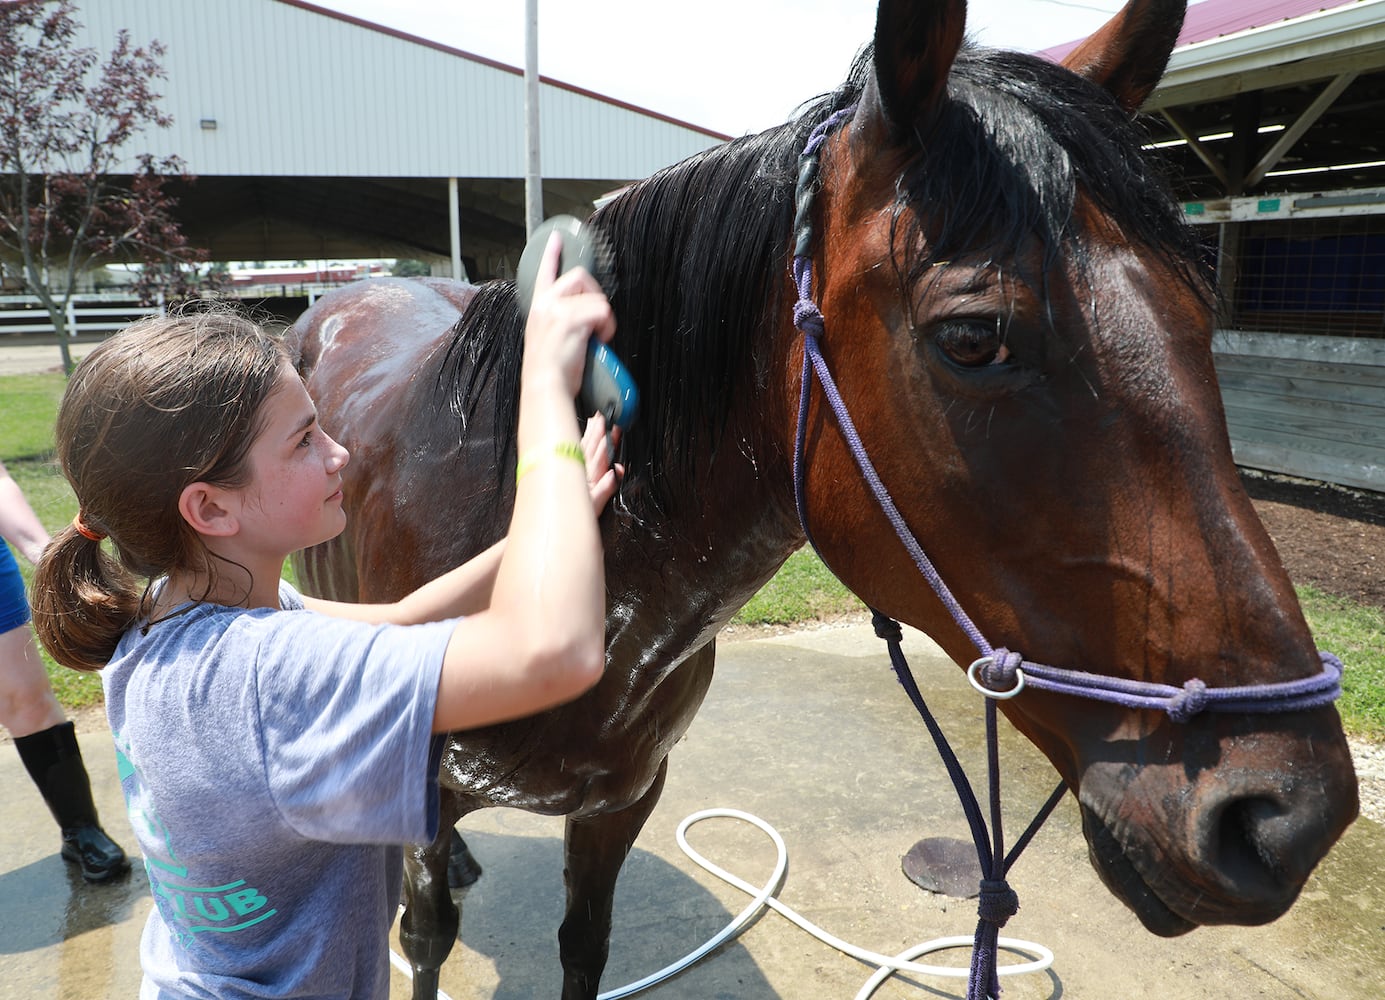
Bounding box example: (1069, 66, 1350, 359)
(967, 656, 1026, 700)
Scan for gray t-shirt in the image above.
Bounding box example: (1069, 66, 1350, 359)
(104, 581, 453, 999)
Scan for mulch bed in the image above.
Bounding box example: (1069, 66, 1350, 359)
(1241, 470, 1385, 612)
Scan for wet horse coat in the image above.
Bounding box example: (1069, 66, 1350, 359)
(289, 1, 1359, 996)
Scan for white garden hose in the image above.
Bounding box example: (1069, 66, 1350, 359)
(391, 807, 1054, 1000)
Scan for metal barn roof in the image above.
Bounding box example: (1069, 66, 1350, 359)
(74, 0, 728, 179)
(1043, 0, 1367, 63)
(1045, 0, 1385, 199)
(59, 0, 731, 269)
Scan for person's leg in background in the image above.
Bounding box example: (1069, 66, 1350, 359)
(2, 542, 129, 883)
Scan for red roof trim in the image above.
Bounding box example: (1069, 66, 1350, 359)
(273, 0, 733, 141)
(1039, 0, 1360, 63)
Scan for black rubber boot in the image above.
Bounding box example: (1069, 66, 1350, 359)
(14, 721, 131, 883)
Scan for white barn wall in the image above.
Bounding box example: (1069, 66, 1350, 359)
(72, 0, 726, 180)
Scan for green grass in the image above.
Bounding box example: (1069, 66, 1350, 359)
(0, 372, 65, 459)
(1, 373, 101, 707)
(2, 369, 1382, 737)
(1300, 585, 1385, 741)
(731, 547, 861, 626)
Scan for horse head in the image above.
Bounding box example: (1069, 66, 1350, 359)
(791, 0, 1358, 936)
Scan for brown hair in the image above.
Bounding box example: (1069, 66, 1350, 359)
(31, 306, 292, 671)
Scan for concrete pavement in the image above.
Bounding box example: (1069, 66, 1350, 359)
(2, 621, 1382, 999)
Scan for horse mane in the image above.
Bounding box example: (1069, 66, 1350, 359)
(437, 44, 1208, 521)
(437, 65, 864, 520)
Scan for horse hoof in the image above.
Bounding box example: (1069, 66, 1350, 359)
(447, 830, 482, 888)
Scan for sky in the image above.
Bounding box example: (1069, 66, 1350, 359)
(312, 0, 1127, 137)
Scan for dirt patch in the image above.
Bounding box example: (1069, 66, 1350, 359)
(724, 470, 1385, 643)
(1241, 470, 1385, 610)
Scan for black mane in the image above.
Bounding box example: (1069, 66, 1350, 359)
(438, 45, 1207, 520)
(437, 72, 856, 520)
(897, 48, 1208, 290)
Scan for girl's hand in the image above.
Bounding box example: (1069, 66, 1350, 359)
(523, 231, 616, 398)
(581, 411, 624, 514)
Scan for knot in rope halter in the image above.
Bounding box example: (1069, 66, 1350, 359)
(977, 879, 1020, 928)
(971, 649, 1025, 698)
(1168, 679, 1211, 724)
(791, 296, 826, 339)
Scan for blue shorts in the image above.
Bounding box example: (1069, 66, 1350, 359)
(0, 542, 32, 634)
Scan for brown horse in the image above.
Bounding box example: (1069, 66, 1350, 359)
(289, 1, 1359, 996)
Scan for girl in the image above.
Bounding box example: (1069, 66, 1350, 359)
(31, 236, 618, 998)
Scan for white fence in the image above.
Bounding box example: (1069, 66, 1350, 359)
(0, 294, 163, 337)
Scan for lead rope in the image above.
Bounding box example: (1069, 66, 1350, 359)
(788, 103, 1345, 1000)
(872, 613, 1065, 1000)
(792, 104, 1033, 999)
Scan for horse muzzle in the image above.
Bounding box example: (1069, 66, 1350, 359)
(1075, 715, 1360, 936)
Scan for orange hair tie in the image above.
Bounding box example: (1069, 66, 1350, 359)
(73, 513, 107, 542)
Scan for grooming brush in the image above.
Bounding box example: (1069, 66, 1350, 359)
(515, 214, 638, 433)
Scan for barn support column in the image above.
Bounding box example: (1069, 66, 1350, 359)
(1207, 95, 1263, 329)
(448, 177, 466, 282)
(523, 0, 543, 235)
(1215, 221, 1242, 328)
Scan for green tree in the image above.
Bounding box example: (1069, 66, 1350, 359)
(0, 0, 209, 373)
(391, 259, 431, 278)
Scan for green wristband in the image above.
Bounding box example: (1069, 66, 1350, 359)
(515, 440, 586, 482)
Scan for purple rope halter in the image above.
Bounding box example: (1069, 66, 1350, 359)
(787, 104, 1345, 1000)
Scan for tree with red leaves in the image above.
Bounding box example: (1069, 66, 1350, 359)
(0, 0, 211, 373)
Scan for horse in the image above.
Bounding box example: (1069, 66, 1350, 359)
(288, 1, 1359, 996)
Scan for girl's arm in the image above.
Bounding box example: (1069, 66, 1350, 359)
(0, 460, 52, 565)
(307, 234, 615, 732)
(299, 537, 506, 623)
(430, 237, 613, 731)
(299, 415, 619, 625)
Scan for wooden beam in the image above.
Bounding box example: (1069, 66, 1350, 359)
(1160, 108, 1231, 189)
(1245, 71, 1360, 189)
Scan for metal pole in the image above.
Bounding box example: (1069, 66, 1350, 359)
(448, 177, 463, 280)
(523, 0, 543, 235)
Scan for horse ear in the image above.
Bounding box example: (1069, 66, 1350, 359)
(869, 0, 967, 134)
(1061, 0, 1187, 113)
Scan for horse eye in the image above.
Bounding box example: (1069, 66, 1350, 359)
(934, 321, 1011, 368)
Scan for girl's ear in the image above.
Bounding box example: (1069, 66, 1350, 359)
(178, 482, 240, 538)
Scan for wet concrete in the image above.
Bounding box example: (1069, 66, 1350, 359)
(2, 622, 1382, 999)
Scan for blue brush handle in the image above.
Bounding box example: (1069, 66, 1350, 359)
(581, 340, 638, 430)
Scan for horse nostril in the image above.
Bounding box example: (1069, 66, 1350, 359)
(1206, 789, 1330, 910)
(1215, 796, 1287, 883)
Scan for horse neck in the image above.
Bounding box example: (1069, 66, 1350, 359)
(601, 313, 808, 660)
(589, 122, 846, 655)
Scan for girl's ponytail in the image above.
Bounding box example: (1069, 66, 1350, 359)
(32, 523, 141, 673)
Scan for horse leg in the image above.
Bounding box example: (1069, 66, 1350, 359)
(558, 757, 670, 1000)
(448, 828, 483, 887)
(400, 791, 469, 999)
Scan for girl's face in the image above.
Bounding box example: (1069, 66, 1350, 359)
(232, 365, 350, 560)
